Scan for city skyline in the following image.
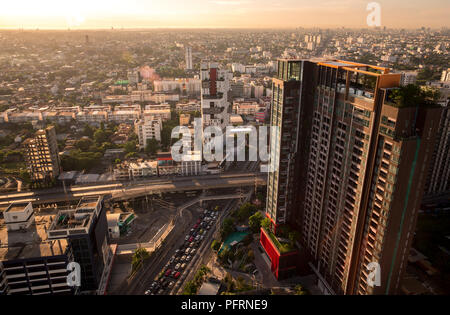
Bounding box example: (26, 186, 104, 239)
(0, 0, 449, 29)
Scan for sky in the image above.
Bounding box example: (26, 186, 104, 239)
(0, 0, 448, 29)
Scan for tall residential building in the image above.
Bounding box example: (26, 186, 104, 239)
(135, 118, 162, 150)
(200, 61, 233, 133)
(185, 46, 193, 70)
(262, 59, 442, 295)
(23, 126, 61, 183)
(425, 103, 450, 196)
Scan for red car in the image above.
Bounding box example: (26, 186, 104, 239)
(174, 272, 181, 279)
(194, 224, 199, 229)
(196, 219, 201, 224)
(165, 269, 172, 277)
(189, 236, 194, 242)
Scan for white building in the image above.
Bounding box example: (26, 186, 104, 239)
(200, 61, 232, 132)
(108, 110, 141, 124)
(4, 202, 34, 231)
(135, 118, 162, 149)
(399, 71, 418, 86)
(143, 108, 171, 122)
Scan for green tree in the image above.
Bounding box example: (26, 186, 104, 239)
(183, 281, 197, 295)
(211, 240, 221, 251)
(123, 140, 137, 154)
(249, 212, 264, 233)
(261, 218, 271, 231)
(131, 248, 150, 272)
(220, 218, 235, 240)
(75, 138, 94, 151)
(236, 203, 257, 222)
(145, 138, 159, 155)
(294, 284, 308, 295)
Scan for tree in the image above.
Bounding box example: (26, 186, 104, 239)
(261, 218, 271, 231)
(132, 248, 150, 271)
(75, 138, 94, 151)
(236, 203, 257, 222)
(94, 129, 113, 144)
(123, 140, 137, 154)
(82, 124, 95, 138)
(294, 284, 308, 295)
(220, 218, 235, 240)
(248, 212, 264, 233)
(183, 281, 197, 295)
(145, 138, 159, 155)
(211, 240, 221, 251)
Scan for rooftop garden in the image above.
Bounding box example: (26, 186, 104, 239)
(385, 84, 441, 108)
(261, 218, 298, 254)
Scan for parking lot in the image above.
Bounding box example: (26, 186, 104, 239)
(144, 209, 219, 295)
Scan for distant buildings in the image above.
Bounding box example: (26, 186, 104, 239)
(23, 126, 61, 183)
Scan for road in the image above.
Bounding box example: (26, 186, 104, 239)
(0, 172, 266, 206)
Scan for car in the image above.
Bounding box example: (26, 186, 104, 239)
(157, 289, 164, 295)
(190, 249, 196, 255)
(184, 235, 189, 241)
(203, 210, 208, 215)
(168, 257, 175, 264)
(174, 272, 181, 279)
(181, 263, 186, 270)
(200, 235, 205, 241)
(171, 270, 177, 277)
(190, 228, 195, 234)
(185, 248, 191, 255)
(145, 290, 151, 295)
(189, 236, 194, 242)
(197, 219, 201, 224)
(181, 255, 186, 261)
(195, 235, 201, 241)
(186, 255, 192, 261)
(189, 242, 194, 247)
(165, 269, 172, 277)
(175, 263, 181, 270)
(168, 281, 175, 289)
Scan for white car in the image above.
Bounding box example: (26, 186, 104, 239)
(175, 263, 181, 270)
(186, 255, 192, 261)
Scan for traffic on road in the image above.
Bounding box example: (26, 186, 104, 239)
(144, 209, 219, 295)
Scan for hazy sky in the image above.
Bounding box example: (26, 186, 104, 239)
(0, 0, 448, 29)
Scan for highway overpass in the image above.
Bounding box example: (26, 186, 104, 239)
(0, 172, 267, 206)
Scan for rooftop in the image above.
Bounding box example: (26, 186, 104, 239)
(5, 202, 30, 213)
(0, 214, 69, 261)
